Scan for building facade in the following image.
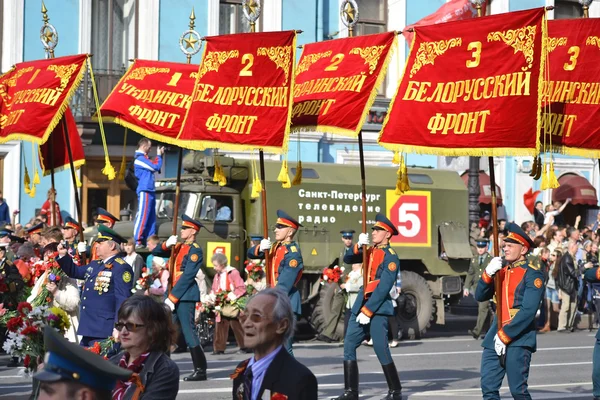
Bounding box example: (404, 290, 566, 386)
(1, 0, 598, 226)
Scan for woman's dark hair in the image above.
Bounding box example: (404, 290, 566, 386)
(117, 296, 177, 353)
(552, 249, 563, 280)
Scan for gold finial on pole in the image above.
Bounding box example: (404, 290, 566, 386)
(179, 7, 201, 63)
(580, 0, 593, 18)
(189, 7, 196, 30)
(469, 0, 484, 18)
(340, 0, 358, 38)
(243, 0, 261, 33)
(40, 0, 58, 58)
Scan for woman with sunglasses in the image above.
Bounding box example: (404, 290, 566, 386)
(110, 296, 179, 400)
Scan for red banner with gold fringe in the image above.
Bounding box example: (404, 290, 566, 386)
(39, 107, 85, 175)
(543, 18, 600, 157)
(291, 32, 396, 137)
(178, 31, 296, 153)
(99, 59, 198, 145)
(379, 8, 546, 156)
(0, 54, 87, 144)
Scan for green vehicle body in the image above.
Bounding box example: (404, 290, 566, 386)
(94, 153, 473, 338)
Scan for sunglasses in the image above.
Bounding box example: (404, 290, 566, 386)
(114, 322, 145, 332)
(239, 312, 271, 324)
(371, 227, 386, 232)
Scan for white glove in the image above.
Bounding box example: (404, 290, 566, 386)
(494, 333, 506, 356)
(389, 286, 399, 300)
(357, 233, 369, 247)
(227, 292, 237, 302)
(151, 279, 161, 289)
(166, 235, 178, 248)
(259, 238, 272, 251)
(485, 257, 503, 277)
(208, 293, 217, 303)
(77, 242, 87, 253)
(356, 312, 371, 325)
(165, 298, 175, 311)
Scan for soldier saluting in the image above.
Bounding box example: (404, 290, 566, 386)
(248, 210, 304, 356)
(334, 213, 402, 400)
(464, 238, 493, 339)
(475, 222, 544, 399)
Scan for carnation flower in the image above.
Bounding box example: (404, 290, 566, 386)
(17, 302, 32, 316)
(6, 316, 23, 332)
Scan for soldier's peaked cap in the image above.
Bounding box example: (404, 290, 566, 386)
(340, 229, 355, 237)
(372, 213, 399, 236)
(26, 223, 43, 236)
(504, 222, 535, 249)
(34, 326, 132, 391)
(95, 208, 119, 224)
(476, 238, 489, 248)
(96, 225, 127, 245)
(182, 214, 203, 231)
(63, 216, 80, 231)
(275, 210, 302, 229)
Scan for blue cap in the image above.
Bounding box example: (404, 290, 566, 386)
(340, 230, 355, 238)
(97, 225, 127, 244)
(250, 234, 264, 241)
(95, 208, 119, 225)
(372, 213, 399, 236)
(505, 222, 535, 249)
(34, 327, 132, 391)
(0, 228, 13, 238)
(275, 210, 302, 229)
(182, 214, 203, 231)
(476, 239, 489, 248)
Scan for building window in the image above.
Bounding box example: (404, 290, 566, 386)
(91, 0, 136, 71)
(554, 0, 583, 19)
(354, 0, 386, 36)
(219, 0, 251, 34)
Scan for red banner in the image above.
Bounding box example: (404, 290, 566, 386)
(379, 8, 545, 156)
(0, 54, 87, 144)
(39, 107, 85, 175)
(403, 0, 485, 46)
(99, 59, 198, 145)
(178, 31, 296, 153)
(544, 18, 600, 157)
(291, 32, 396, 137)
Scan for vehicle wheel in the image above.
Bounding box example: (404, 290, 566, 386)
(396, 271, 434, 340)
(309, 281, 345, 341)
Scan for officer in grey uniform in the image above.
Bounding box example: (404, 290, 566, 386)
(464, 238, 493, 339)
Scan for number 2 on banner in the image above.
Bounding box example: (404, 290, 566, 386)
(564, 46, 579, 71)
(466, 42, 482, 68)
(325, 54, 344, 71)
(240, 54, 254, 76)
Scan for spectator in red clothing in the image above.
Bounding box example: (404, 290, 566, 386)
(40, 188, 62, 227)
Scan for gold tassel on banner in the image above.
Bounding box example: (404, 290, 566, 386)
(395, 155, 404, 195)
(250, 158, 262, 199)
(548, 162, 559, 189)
(277, 158, 290, 188)
(400, 154, 410, 193)
(24, 167, 31, 195)
(32, 144, 41, 185)
(102, 156, 116, 180)
(540, 161, 550, 190)
(75, 169, 82, 188)
(213, 158, 227, 186)
(118, 128, 128, 181)
(29, 183, 37, 198)
(392, 151, 400, 165)
(292, 160, 302, 186)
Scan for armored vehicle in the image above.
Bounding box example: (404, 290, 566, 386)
(92, 153, 473, 339)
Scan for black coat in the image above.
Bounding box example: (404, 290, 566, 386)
(232, 347, 318, 400)
(557, 253, 579, 296)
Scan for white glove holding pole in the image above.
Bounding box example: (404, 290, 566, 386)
(227, 292, 237, 302)
(259, 238, 272, 251)
(166, 235, 178, 248)
(77, 242, 87, 253)
(165, 298, 175, 311)
(485, 257, 503, 277)
(357, 233, 370, 247)
(494, 334, 506, 356)
(356, 312, 371, 325)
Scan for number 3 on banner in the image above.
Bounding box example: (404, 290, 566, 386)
(466, 42, 481, 68)
(564, 46, 579, 71)
(240, 54, 254, 76)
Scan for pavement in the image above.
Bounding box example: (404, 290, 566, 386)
(0, 313, 595, 399)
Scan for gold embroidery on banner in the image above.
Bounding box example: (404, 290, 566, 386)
(257, 46, 293, 85)
(349, 45, 386, 75)
(125, 67, 170, 82)
(5, 67, 34, 87)
(409, 38, 462, 78)
(487, 25, 537, 71)
(296, 51, 332, 76)
(546, 37, 567, 53)
(190, 72, 198, 79)
(197, 50, 240, 80)
(47, 64, 79, 92)
(586, 36, 600, 49)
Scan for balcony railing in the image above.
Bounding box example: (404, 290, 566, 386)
(70, 68, 125, 119)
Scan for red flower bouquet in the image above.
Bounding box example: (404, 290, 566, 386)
(322, 266, 343, 284)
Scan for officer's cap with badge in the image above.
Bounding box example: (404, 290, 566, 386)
(34, 326, 132, 392)
(372, 213, 399, 236)
(63, 216, 81, 232)
(96, 225, 127, 244)
(504, 222, 535, 251)
(26, 223, 44, 236)
(340, 229, 355, 239)
(182, 214, 204, 231)
(95, 208, 119, 225)
(275, 210, 303, 230)
(476, 238, 489, 248)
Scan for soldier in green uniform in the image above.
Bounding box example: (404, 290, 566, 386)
(464, 238, 493, 339)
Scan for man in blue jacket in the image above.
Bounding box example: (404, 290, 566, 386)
(133, 138, 164, 248)
(334, 213, 402, 400)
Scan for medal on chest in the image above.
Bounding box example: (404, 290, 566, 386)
(94, 270, 112, 295)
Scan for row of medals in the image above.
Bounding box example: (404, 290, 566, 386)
(94, 270, 112, 294)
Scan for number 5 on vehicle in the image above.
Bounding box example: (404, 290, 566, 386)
(385, 190, 431, 247)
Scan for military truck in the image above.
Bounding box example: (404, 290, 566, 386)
(96, 153, 473, 339)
